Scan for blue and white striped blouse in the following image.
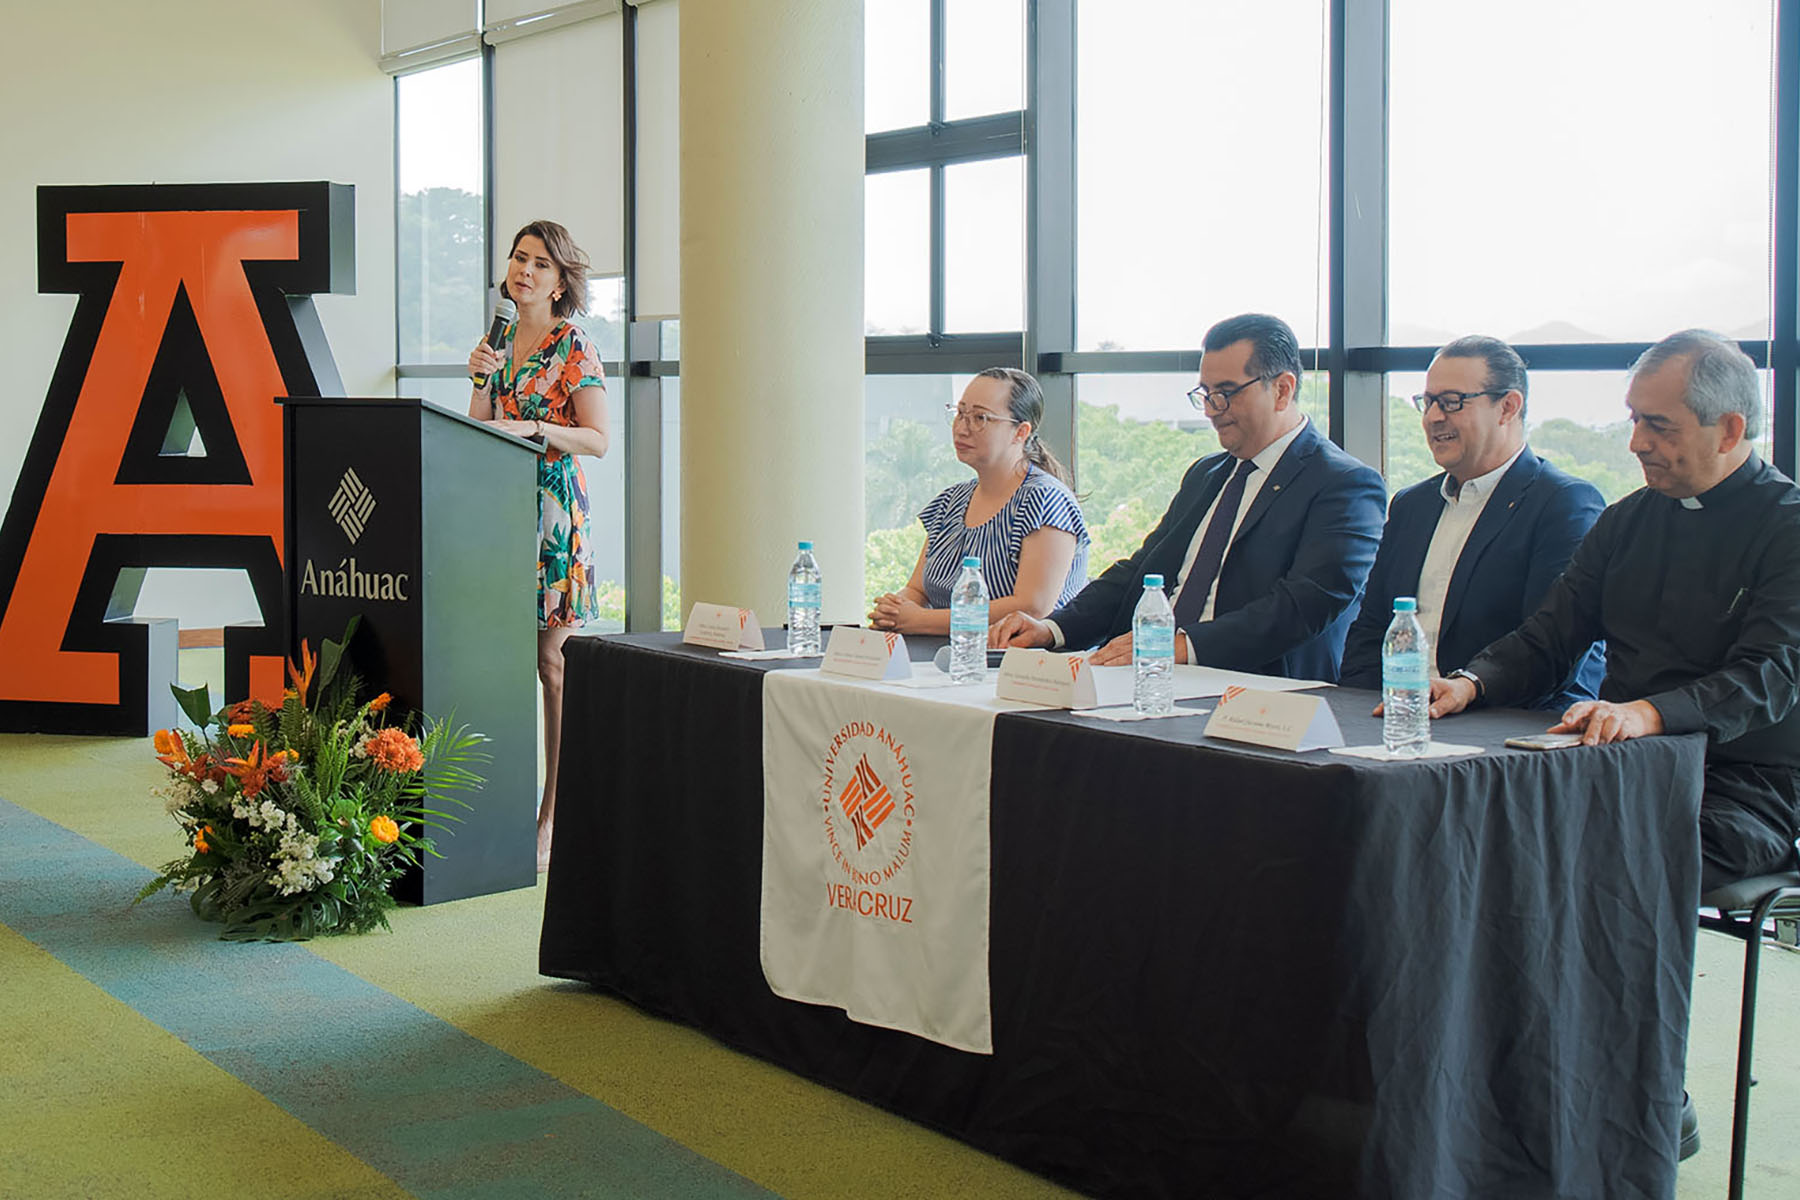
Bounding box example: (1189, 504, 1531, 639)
(917, 466, 1090, 608)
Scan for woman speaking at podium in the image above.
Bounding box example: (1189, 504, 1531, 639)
(468, 220, 610, 873)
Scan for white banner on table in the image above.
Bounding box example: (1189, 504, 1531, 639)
(762, 669, 1009, 1054)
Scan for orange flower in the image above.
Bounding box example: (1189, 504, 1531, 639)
(286, 639, 317, 706)
(227, 723, 255, 738)
(223, 742, 276, 799)
(194, 827, 211, 854)
(153, 729, 191, 771)
(368, 815, 400, 844)
(225, 699, 258, 724)
(363, 727, 424, 773)
(368, 692, 392, 714)
(190, 753, 229, 786)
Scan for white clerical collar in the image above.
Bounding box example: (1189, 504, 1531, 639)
(1440, 446, 1524, 504)
(1679, 495, 1704, 510)
(1242, 416, 1309, 474)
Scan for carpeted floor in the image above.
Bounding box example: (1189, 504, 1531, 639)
(0, 730, 1074, 1200)
(3, 706, 1797, 1198)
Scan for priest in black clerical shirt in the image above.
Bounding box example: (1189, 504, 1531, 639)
(1432, 328, 1800, 890)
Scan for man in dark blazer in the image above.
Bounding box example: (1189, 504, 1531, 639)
(1339, 336, 1604, 708)
(992, 313, 1385, 681)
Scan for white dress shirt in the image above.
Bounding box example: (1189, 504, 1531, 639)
(1415, 449, 1522, 674)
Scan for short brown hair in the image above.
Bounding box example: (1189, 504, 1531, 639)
(503, 219, 590, 318)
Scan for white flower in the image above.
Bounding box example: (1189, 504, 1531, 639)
(200, 778, 219, 794)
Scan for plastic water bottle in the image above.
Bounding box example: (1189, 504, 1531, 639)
(1132, 574, 1175, 716)
(1382, 596, 1431, 757)
(786, 541, 822, 655)
(948, 556, 989, 684)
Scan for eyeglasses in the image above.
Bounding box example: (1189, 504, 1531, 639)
(1187, 374, 1274, 413)
(1412, 389, 1507, 414)
(946, 404, 1021, 431)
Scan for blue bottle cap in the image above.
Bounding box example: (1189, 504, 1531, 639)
(962, 556, 981, 569)
(1144, 573, 1164, 588)
(1394, 596, 1417, 612)
(797, 540, 813, 551)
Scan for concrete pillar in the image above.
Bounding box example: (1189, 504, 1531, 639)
(680, 0, 864, 624)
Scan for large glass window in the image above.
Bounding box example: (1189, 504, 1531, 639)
(397, 58, 485, 364)
(1383, 368, 1775, 502)
(864, 375, 969, 605)
(1389, 1, 1774, 345)
(866, 0, 931, 132)
(866, 169, 932, 335)
(944, 156, 1025, 332)
(945, 0, 1025, 121)
(1076, 1, 1330, 352)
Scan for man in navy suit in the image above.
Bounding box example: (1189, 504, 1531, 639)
(992, 313, 1385, 681)
(1339, 336, 1604, 708)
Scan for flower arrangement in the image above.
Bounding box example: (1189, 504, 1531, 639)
(136, 618, 486, 941)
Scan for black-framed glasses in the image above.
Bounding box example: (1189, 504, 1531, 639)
(946, 404, 1021, 430)
(1187, 374, 1274, 413)
(1412, 389, 1507, 414)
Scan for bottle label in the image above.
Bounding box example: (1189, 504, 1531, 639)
(950, 604, 988, 634)
(1135, 623, 1174, 659)
(788, 581, 821, 608)
(1382, 651, 1427, 687)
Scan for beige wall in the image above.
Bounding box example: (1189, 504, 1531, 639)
(0, 0, 396, 625)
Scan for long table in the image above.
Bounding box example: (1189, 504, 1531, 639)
(540, 632, 1706, 1199)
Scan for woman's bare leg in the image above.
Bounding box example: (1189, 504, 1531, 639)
(537, 625, 574, 872)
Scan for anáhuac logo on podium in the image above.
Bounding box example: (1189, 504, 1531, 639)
(300, 466, 409, 602)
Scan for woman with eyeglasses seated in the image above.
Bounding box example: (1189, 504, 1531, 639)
(869, 367, 1089, 635)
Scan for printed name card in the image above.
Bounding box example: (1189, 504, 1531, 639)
(682, 602, 764, 651)
(821, 626, 911, 680)
(994, 648, 1132, 710)
(1203, 686, 1344, 752)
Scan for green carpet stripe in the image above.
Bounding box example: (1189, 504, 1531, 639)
(0, 796, 775, 1200)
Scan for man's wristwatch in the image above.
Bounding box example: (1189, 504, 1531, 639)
(1446, 668, 1485, 703)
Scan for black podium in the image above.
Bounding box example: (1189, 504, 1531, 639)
(281, 396, 540, 904)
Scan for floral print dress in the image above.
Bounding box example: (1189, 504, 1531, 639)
(491, 319, 606, 628)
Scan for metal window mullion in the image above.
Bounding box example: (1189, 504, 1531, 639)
(482, 40, 496, 297)
(866, 113, 1027, 171)
(1774, 0, 1799, 476)
(620, 2, 662, 633)
(1350, 341, 1774, 375)
(928, 0, 947, 338)
(930, 163, 946, 338)
(392, 79, 402, 393)
(1028, 0, 1078, 481)
(931, 0, 946, 126)
(1330, 0, 1388, 470)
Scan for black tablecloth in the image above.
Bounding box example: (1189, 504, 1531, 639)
(541, 632, 1706, 1199)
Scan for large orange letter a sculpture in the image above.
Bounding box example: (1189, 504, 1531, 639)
(0, 183, 353, 734)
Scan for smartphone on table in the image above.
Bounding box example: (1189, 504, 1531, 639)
(1503, 732, 1585, 751)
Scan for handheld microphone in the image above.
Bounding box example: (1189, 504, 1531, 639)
(471, 297, 518, 390)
